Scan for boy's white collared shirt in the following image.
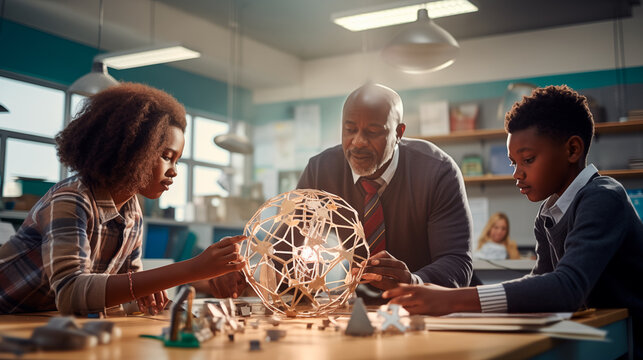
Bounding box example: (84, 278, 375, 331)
(541, 164, 598, 225)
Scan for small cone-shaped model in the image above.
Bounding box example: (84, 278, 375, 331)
(345, 297, 375, 336)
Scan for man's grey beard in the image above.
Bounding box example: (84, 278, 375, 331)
(351, 162, 378, 177)
(350, 146, 394, 177)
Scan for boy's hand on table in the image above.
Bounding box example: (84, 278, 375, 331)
(383, 284, 481, 316)
(352, 251, 413, 290)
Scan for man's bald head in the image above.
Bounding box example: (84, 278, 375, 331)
(342, 83, 406, 178)
(343, 83, 403, 125)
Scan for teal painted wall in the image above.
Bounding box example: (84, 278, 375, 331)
(0, 20, 252, 120)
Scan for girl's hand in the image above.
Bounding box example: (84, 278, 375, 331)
(137, 290, 169, 315)
(192, 235, 246, 279)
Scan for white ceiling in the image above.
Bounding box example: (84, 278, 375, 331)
(3, 0, 639, 90)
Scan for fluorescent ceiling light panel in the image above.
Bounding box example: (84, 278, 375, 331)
(332, 0, 478, 31)
(98, 44, 201, 70)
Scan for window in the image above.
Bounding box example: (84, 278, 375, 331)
(183, 114, 193, 159)
(193, 116, 230, 165)
(0, 76, 65, 138)
(3, 139, 60, 197)
(0, 74, 65, 198)
(193, 166, 230, 197)
(159, 162, 188, 220)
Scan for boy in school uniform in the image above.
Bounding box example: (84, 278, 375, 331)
(383, 85, 643, 356)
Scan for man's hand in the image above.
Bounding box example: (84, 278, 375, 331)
(352, 251, 413, 290)
(383, 283, 481, 315)
(205, 270, 248, 298)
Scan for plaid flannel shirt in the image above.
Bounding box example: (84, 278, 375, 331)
(0, 176, 143, 314)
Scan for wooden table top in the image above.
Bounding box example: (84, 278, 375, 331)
(0, 308, 628, 360)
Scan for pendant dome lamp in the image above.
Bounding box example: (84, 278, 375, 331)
(68, 0, 118, 96)
(68, 60, 119, 96)
(381, 8, 459, 74)
(214, 1, 253, 155)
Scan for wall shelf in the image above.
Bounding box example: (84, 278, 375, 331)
(464, 169, 643, 185)
(411, 118, 643, 185)
(416, 119, 643, 144)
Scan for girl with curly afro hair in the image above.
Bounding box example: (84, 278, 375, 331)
(0, 83, 245, 315)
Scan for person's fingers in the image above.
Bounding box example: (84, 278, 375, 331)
(403, 306, 426, 315)
(216, 235, 246, 247)
(146, 294, 158, 315)
(369, 277, 399, 290)
(388, 293, 423, 307)
(161, 290, 169, 310)
(211, 243, 238, 256)
(226, 261, 246, 272)
(382, 284, 414, 299)
(362, 266, 407, 282)
(219, 252, 242, 263)
(137, 297, 146, 313)
(352, 259, 367, 273)
(153, 291, 165, 312)
(360, 272, 400, 289)
(368, 258, 407, 269)
(137, 294, 156, 314)
(388, 294, 411, 305)
(361, 273, 382, 281)
(369, 251, 392, 260)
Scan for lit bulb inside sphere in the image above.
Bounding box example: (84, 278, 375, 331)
(241, 189, 369, 317)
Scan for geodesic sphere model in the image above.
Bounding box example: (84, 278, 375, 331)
(241, 189, 370, 317)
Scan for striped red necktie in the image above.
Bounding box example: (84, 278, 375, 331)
(360, 179, 386, 254)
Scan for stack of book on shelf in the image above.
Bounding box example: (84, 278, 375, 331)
(629, 158, 643, 169)
(628, 109, 643, 121)
(425, 312, 606, 341)
(449, 103, 479, 132)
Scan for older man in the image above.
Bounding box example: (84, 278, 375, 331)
(297, 83, 472, 290)
(203, 83, 472, 298)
